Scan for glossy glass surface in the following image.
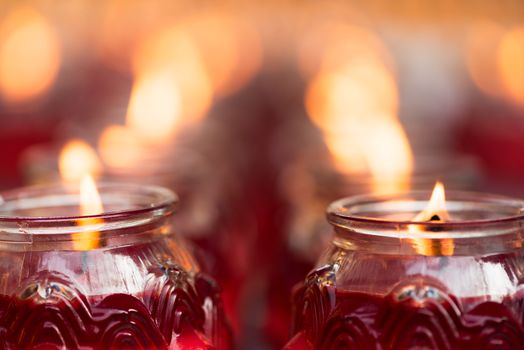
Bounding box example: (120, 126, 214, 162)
(285, 191, 524, 349)
(0, 183, 231, 349)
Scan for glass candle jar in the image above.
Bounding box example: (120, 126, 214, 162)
(265, 155, 481, 347)
(285, 190, 524, 349)
(20, 132, 252, 334)
(0, 183, 231, 349)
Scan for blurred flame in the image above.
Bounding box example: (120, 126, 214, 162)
(0, 6, 61, 103)
(98, 125, 143, 169)
(305, 24, 413, 194)
(467, 23, 524, 107)
(80, 174, 104, 216)
(75, 174, 103, 251)
(98, 24, 218, 167)
(58, 140, 104, 250)
(126, 69, 182, 143)
(410, 181, 453, 256)
(132, 27, 212, 123)
(465, 21, 505, 98)
(59, 139, 102, 183)
(98, 10, 261, 168)
(497, 27, 524, 106)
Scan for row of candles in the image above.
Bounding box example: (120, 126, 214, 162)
(0, 44, 520, 346)
(2, 152, 524, 349)
(1, 2, 524, 349)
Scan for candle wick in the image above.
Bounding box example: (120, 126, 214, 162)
(429, 214, 441, 222)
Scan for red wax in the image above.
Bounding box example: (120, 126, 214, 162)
(0, 272, 231, 349)
(286, 284, 524, 349)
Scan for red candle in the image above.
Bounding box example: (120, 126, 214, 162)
(285, 183, 524, 349)
(266, 156, 480, 346)
(0, 182, 231, 349)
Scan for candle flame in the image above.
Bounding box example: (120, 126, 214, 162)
(58, 140, 104, 250)
(80, 174, 104, 216)
(0, 6, 61, 103)
(59, 139, 102, 183)
(75, 174, 104, 251)
(412, 181, 449, 222)
(410, 181, 453, 256)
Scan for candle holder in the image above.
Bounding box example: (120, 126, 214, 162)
(0, 183, 231, 349)
(265, 154, 481, 346)
(285, 190, 524, 349)
(19, 118, 254, 334)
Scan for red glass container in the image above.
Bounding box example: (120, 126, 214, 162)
(265, 155, 480, 346)
(285, 190, 524, 349)
(0, 183, 231, 349)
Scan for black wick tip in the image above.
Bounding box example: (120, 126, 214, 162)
(429, 214, 441, 221)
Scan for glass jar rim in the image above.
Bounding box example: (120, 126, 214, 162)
(327, 190, 524, 239)
(0, 182, 177, 223)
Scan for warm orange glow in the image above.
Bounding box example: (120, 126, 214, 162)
(96, 0, 164, 72)
(298, 23, 393, 80)
(410, 181, 453, 256)
(75, 174, 103, 251)
(126, 69, 182, 143)
(185, 11, 262, 96)
(59, 139, 102, 183)
(132, 26, 213, 123)
(304, 27, 413, 194)
(497, 27, 524, 106)
(100, 24, 217, 162)
(465, 21, 505, 98)
(98, 124, 143, 169)
(306, 60, 399, 132)
(0, 6, 61, 103)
